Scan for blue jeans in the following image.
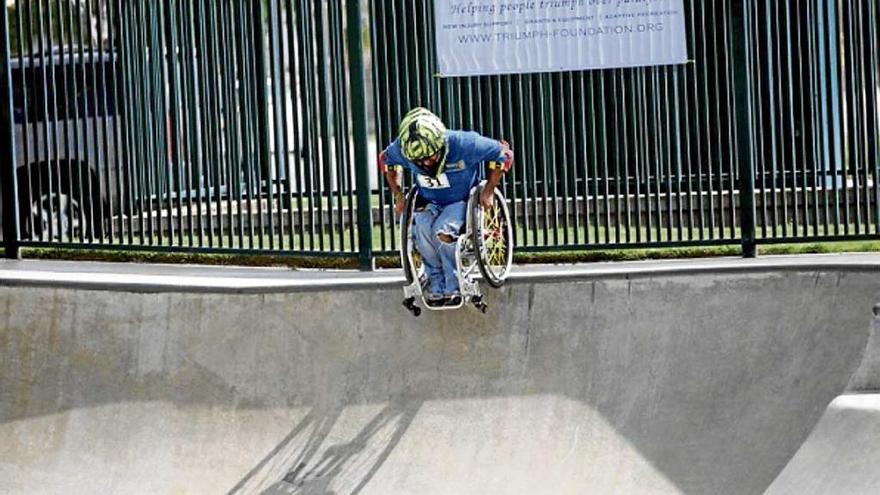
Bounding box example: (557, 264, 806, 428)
(412, 201, 466, 295)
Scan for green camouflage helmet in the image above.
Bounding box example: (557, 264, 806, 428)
(398, 107, 447, 162)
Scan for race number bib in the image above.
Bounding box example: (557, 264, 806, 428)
(417, 173, 451, 189)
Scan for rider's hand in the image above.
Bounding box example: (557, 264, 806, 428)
(479, 189, 494, 210)
(394, 196, 405, 216)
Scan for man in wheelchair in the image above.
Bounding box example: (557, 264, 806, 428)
(380, 107, 513, 308)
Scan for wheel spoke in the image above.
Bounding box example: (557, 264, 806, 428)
(481, 200, 508, 270)
(472, 184, 513, 288)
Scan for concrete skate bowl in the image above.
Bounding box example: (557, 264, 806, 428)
(1, 262, 879, 494)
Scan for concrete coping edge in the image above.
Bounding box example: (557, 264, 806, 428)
(0, 255, 879, 294)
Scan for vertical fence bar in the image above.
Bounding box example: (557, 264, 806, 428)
(280, 0, 298, 250)
(632, 69, 643, 243)
(688, 2, 705, 241)
(219, 0, 237, 248)
(252, 0, 273, 249)
(267, 0, 286, 250)
(300, 0, 317, 250)
(610, 70, 622, 243)
(138, 0, 156, 245)
(751, 0, 766, 239)
(167, 0, 184, 247)
(15, 1, 33, 242)
(118, 0, 134, 244)
(330, 0, 343, 250)
(782, 1, 797, 238)
(599, 73, 611, 243)
(181, 0, 200, 246)
(238, 0, 257, 248)
(287, 0, 307, 251)
(793, 0, 809, 237)
(1, 3, 19, 258)
(714, 3, 728, 238)
(56, 0, 73, 244)
(698, 4, 714, 239)
(869, 0, 880, 234)
(205, 0, 224, 247)
(722, 5, 737, 239)
(650, 68, 662, 242)
(36, 0, 55, 242)
(771, 2, 786, 238)
(369, 0, 388, 251)
(25, 0, 39, 243)
(328, 0, 344, 251)
(14, 3, 30, 241)
(672, 68, 684, 242)
(513, 74, 534, 246)
(828, 0, 843, 235)
(806, 0, 821, 235)
(854, 0, 871, 234)
(662, 68, 674, 242)
(97, 0, 113, 245)
(843, 0, 855, 233)
(526, 77, 539, 246)
(563, 73, 578, 245)
(576, 74, 590, 245)
(347, 0, 373, 269)
(733, 0, 757, 256)
(817, 0, 831, 236)
(589, 72, 602, 244)
(154, 0, 168, 245)
(224, 0, 244, 248)
(314, 2, 330, 251)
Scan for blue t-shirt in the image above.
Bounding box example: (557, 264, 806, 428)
(382, 130, 505, 206)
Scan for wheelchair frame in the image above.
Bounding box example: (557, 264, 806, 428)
(400, 181, 513, 316)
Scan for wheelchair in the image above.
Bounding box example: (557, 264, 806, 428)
(400, 181, 514, 316)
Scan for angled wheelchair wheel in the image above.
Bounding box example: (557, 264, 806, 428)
(469, 184, 514, 288)
(400, 188, 424, 285)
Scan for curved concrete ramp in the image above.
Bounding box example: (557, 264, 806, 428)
(0, 259, 878, 494)
(765, 394, 880, 495)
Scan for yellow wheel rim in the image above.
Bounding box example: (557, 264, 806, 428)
(481, 204, 508, 267)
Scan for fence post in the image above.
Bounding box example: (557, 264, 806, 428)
(731, 0, 757, 258)
(0, 4, 20, 260)
(346, 0, 374, 270)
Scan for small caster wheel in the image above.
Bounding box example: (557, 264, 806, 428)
(403, 297, 421, 317)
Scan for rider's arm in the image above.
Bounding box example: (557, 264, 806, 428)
(480, 140, 514, 209)
(380, 150, 406, 213)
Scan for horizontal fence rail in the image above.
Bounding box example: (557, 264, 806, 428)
(2, 0, 879, 263)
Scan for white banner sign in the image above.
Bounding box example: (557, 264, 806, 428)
(435, 0, 688, 76)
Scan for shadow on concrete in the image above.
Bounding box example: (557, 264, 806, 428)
(227, 401, 422, 495)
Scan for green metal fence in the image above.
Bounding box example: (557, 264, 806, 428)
(750, 0, 879, 242)
(1, 0, 373, 263)
(370, 0, 880, 255)
(2, 0, 879, 266)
